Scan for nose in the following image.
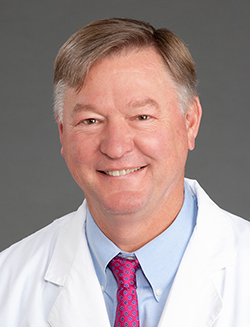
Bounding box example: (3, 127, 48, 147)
(100, 120, 134, 159)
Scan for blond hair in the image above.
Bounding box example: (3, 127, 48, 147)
(54, 18, 197, 122)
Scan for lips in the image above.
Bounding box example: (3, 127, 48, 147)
(100, 167, 143, 176)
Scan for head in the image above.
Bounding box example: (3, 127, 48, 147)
(54, 18, 202, 244)
(54, 18, 198, 122)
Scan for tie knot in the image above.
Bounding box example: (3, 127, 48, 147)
(109, 256, 139, 288)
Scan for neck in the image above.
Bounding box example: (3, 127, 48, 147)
(87, 184, 184, 252)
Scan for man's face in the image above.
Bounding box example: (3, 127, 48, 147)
(58, 48, 201, 219)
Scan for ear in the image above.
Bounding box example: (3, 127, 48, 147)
(185, 96, 202, 151)
(56, 117, 65, 157)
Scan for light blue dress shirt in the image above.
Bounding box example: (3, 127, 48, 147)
(85, 182, 197, 327)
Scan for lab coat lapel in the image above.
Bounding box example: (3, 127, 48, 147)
(158, 232, 223, 327)
(47, 236, 110, 327)
(158, 180, 237, 327)
(45, 201, 111, 327)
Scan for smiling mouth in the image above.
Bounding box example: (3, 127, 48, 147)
(99, 167, 144, 177)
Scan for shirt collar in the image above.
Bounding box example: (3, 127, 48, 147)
(86, 181, 197, 300)
(135, 181, 197, 300)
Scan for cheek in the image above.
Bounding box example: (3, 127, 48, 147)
(138, 123, 189, 166)
(135, 131, 172, 166)
(63, 133, 93, 167)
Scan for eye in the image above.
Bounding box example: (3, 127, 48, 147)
(136, 115, 150, 121)
(82, 118, 97, 125)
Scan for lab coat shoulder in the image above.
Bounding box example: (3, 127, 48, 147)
(0, 211, 72, 269)
(0, 200, 110, 327)
(0, 204, 86, 326)
(215, 207, 250, 326)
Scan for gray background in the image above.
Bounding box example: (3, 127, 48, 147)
(0, 0, 249, 252)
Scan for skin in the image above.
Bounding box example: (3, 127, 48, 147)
(57, 47, 202, 252)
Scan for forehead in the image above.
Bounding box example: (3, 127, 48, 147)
(81, 48, 175, 93)
(64, 47, 178, 113)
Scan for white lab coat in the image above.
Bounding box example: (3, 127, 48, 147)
(0, 179, 250, 326)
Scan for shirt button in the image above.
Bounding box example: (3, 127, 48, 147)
(156, 289, 162, 296)
(126, 256, 134, 261)
(101, 285, 104, 292)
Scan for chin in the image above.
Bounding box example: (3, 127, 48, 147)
(99, 192, 148, 215)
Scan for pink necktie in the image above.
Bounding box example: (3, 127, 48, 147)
(109, 255, 140, 327)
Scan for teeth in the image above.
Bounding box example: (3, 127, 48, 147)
(105, 167, 141, 176)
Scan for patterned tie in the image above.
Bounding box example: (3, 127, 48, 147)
(109, 255, 140, 327)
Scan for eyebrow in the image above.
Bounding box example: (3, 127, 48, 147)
(129, 98, 160, 109)
(71, 103, 97, 117)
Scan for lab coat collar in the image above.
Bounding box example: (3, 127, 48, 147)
(45, 201, 111, 327)
(44, 202, 87, 286)
(158, 179, 237, 326)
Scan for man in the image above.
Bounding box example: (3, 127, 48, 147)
(0, 18, 250, 327)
